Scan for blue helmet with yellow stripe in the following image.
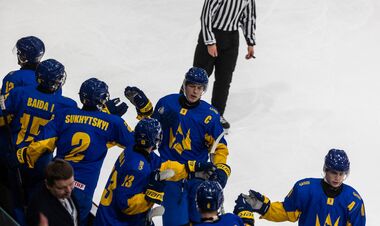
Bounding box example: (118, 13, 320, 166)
(134, 118, 163, 149)
(196, 181, 224, 212)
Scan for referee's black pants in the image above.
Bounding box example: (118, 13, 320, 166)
(193, 29, 239, 116)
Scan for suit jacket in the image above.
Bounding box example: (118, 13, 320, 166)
(26, 184, 79, 226)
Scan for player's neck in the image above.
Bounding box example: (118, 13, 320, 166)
(82, 105, 99, 111)
(133, 145, 151, 160)
(37, 86, 55, 94)
(321, 178, 343, 198)
(20, 63, 38, 70)
(201, 212, 219, 222)
(179, 95, 200, 109)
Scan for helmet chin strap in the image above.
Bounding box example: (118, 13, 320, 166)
(96, 104, 104, 111)
(98, 96, 110, 111)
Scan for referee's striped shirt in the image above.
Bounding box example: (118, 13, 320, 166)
(200, 0, 256, 46)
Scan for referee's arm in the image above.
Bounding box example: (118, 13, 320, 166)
(200, 0, 220, 45)
(241, 0, 257, 46)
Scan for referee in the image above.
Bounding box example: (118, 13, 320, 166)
(193, 0, 256, 129)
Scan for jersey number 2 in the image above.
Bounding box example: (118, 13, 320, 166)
(65, 132, 90, 162)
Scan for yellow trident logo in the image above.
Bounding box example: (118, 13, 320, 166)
(315, 214, 340, 226)
(169, 123, 191, 155)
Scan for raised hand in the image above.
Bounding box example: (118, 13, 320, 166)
(242, 190, 271, 215)
(124, 86, 153, 118)
(105, 98, 128, 116)
(234, 194, 255, 226)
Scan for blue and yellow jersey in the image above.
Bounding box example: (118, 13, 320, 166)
(1, 69, 62, 96)
(24, 107, 134, 198)
(152, 94, 228, 165)
(95, 145, 190, 226)
(194, 213, 245, 225)
(95, 145, 161, 226)
(1, 69, 56, 151)
(262, 178, 366, 226)
(0, 86, 76, 149)
(1, 69, 37, 158)
(1, 69, 37, 96)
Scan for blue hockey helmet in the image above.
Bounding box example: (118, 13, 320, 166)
(183, 67, 209, 91)
(134, 118, 163, 149)
(79, 78, 110, 109)
(15, 36, 45, 65)
(324, 149, 350, 173)
(196, 181, 224, 212)
(36, 59, 66, 92)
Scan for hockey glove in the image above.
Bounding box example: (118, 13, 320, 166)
(210, 163, 231, 188)
(186, 160, 216, 180)
(233, 194, 255, 226)
(124, 86, 153, 118)
(6, 147, 27, 169)
(105, 98, 128, 117)
(153, 106, 178, 130)
(242, 190, 271, 216)
(145, 170, 166, 204)
(186, 160, 216, 173)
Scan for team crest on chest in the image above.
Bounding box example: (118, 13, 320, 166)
(316, 214, 340, 226)
(169, 123, 191, 155)
(138, 161, 144, 170)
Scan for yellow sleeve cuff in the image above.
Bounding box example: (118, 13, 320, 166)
(139, 101, 153, 114)
(136, 101, 153, 119)
(160, 160, 189, 181)
(26, 138, 57, 168)
(145, 189, 164, 202)
(212, 144, 229, 164)
(238, 210, 254, 220)
(123, 193, 154, 215)
(261, 201, 300, 222)
(216, 163, 231, 177)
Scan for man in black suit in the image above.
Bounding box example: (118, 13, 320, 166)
(27, 159, 79, 226)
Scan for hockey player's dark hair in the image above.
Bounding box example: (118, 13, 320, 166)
(45, 159, 74, 187)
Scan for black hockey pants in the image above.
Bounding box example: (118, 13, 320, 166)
(193, 29, 239, 116)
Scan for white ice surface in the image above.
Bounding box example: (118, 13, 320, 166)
(1, 0, 379, 225)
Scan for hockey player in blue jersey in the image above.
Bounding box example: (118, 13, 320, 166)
(1, 36, 45, 96)
(1, 36, 64, 97)
(1, 58, 75, 159)
(194, 181, 255, 226)
(1, 36, 46, 192)
(95, 118, 216, 226)
(0, 59, 73, 149)
(16, 78, 135, 226)
(242, 149, 366, 226)
(94, 118, 165, 226)
(0, 35, 46, 222)
(0, 37, 62, 181)
(0, 58, 75, 225)
(152, 67, 231, 225)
